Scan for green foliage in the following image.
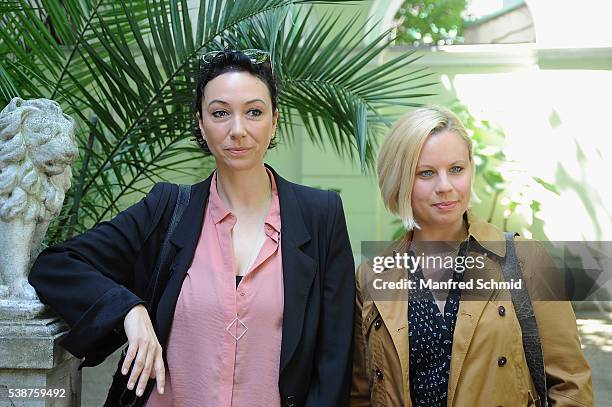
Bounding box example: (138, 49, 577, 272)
(451, 100, 507, 194)
(1, 0, 436, 245)
(394, 0, 467, 46)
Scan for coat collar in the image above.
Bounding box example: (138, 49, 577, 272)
(158, 164, 314, 376)
(402, 210, 506, 258)
(167, 164, 310, 248)
(465, 210, 506, 258)
(167, 174, 211, 249)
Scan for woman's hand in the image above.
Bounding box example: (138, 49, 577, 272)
(122, 304, 165, 397)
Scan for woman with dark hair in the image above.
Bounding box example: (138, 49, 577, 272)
(29, 50, 355, 407)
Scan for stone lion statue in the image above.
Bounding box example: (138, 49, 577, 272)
(0, 97, 77, 300)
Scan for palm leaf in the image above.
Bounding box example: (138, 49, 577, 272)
(0, 62, 20, 101)
(4, 0, 437, 244)
(224, 6, 436, 169)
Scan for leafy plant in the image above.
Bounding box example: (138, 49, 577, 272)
(394, 0, 467, 46)
(1, 0, 436, 244)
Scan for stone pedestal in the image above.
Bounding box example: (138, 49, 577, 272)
(0, 303, 82, 407)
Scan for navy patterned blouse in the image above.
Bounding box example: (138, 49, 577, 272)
(407, 241, 468, 407)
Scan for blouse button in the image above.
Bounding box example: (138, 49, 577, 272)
(375, 368, 383, 381)
(498, 306, 506, 316)
(240, 292, 245, 297)
(374, 318, 382, 330)
(498, 356, 507, 367)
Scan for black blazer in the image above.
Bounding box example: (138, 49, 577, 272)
(29, 165, 355, 407)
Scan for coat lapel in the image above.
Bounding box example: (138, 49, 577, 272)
(269, 167, 317, 374)
(156, 175, 212, 348)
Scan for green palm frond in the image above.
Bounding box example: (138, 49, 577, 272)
(1, 0, 437, 244)
(0, 62, 19, 101)
(223, 6, 437, 168)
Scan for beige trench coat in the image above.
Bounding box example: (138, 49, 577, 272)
(350, 211, 593, 407)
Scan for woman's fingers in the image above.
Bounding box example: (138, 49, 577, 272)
(127, 339, 148, 392)
(121, 344, 137, 376)
(135, 342, 156, 397)
(121, 305, 165, 397)
(153, 348, 166, 394)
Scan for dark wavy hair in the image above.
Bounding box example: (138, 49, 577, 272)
(193, 50, 279, 155)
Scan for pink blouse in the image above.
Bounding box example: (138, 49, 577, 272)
(145, 169, 284, 406)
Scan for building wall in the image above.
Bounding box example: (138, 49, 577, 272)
(265, 44, 612, 260)
(463, 3, 535, 44)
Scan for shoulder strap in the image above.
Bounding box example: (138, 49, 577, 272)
(111, 184, 191, 407)
(146, 184, 191, 311)
(502, 231, 548, 407)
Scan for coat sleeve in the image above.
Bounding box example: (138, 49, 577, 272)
(350, 264, 372, 406)
(305, 192, 356, 407)
(28, 182, 173, 368)
(526, 242, 594, 407)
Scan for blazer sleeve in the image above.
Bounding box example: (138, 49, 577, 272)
(526, 243, 594, 407)
(306, 192, 356, 407)
(28, 182, 172, 368)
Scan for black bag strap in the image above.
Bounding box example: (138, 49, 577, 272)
(146, 184, 190, 312)
(502, 231, 548, 407)
(112, 184, 191, 407)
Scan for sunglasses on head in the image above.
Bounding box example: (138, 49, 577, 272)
(198, 49, 271, 68)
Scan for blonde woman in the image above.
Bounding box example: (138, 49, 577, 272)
(350, 106, 593, 407)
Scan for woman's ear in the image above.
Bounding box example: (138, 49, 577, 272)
(197, 112, 206, 138)
(273, 110, 279, 127)
(272, 110, 279, 138)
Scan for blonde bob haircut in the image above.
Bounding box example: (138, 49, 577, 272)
(377, 105, 473, 231)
